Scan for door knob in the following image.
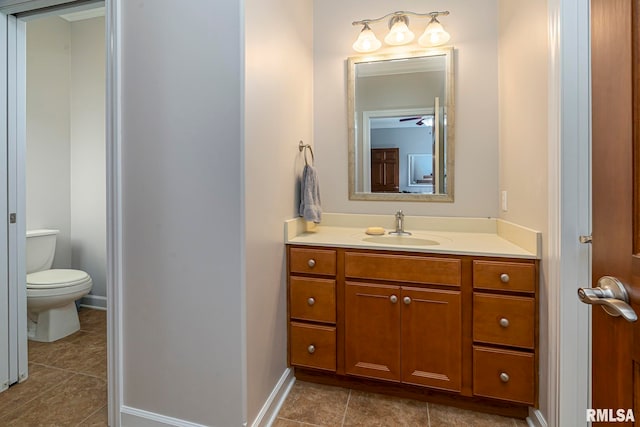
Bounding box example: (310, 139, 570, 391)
(578, 276, 638, 322)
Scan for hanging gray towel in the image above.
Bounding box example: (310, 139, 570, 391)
(299, 164, 322, 223)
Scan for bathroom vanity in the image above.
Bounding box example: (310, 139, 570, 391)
(285, 214, 540, 418)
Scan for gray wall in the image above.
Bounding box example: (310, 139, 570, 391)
(120, 1, 244, 424)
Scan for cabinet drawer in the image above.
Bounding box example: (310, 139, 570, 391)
(473, 261, 535, 293)
(290, 322, 336, 372)
(473, 346, 535, 405)
(345, 252, 461, 286)
(290, 248, 336, 276)
(473, 294, 535, 349)
(290, 277, 336, 323)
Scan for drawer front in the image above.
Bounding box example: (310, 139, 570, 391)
(473, 294, 535, 349)
(473, 346, 535, 405)
(473, 261, 535, 293)
(290, 277, 336, 323)
(290, 248, 336, 276)
(290, 322, 336, 372)
(345, 252, 461, 286)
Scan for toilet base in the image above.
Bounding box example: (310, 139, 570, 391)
(28, 302, 81, 342)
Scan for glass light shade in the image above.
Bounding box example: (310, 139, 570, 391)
(418, 20, 450, 47)
(384, 18, 415, 46)
(352, 26, 382, 53)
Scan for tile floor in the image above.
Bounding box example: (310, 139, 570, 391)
(274, 380, 529, 427)
(0, 307, 107, 426)
(0, 311, 528, 426)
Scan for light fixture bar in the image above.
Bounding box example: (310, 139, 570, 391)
(351, 11, 450, 52)
(352, 11, 449, 27)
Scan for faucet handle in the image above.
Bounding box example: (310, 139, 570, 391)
(396, 210, 404, 218)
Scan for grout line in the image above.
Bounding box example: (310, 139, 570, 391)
(426, 401, 431, 427)
(74, 403, 107, 426)
(340, 389, 352, 427)
(275, 416, 324, 426)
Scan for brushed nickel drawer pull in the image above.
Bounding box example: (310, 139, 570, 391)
(307, 259, 316, 268)
(403, 296, 412, 305)
(307, 345, 315, 354)
(307, 297, 315, 306)
(499, 317, 510, 328)
(500, 273, 510, 283)
(499, 372, 510, 382)
(390, 295, 398, 304)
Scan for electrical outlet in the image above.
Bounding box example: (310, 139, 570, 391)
(501, 191, 508, 212)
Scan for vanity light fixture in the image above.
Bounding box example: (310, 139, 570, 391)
(352, 11, 450, 53)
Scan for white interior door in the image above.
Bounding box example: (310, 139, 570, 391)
(0, 10, 9, 394)
(0, 11, 27, 393)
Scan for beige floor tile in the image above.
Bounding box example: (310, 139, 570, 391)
(1, 308, 108, 425)
(343, 390, 428, 427)
(0, 364, 73, 414)
(0, 374, 107, 426)
(277, 381, 350, 426)
(428, 403, 517, 427)
(78, 308, 107, 334)
(79, 404, 108, 426)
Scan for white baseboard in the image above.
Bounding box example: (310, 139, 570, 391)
(251, 368, 295, 427)
(528, 408, 548, 427)
(120, 406, 209, 427)
(80, 294, 107, 310)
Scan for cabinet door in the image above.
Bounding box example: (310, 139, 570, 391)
(401, 287, 462, 392)
(345, 282, 401, 382)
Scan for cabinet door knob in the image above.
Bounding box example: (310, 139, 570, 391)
(307, 345, 315, 354)
(500, 273, 510, 283)
(307, 297, 315, 306)
(307, 259, 316, 268)
(499, 372, 510, 383)
(390, 295, 398, 304)
(499, 317, 510, 328)
(403, 296, 412, 305)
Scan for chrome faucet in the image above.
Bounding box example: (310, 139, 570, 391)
(389, 210, 412, 236)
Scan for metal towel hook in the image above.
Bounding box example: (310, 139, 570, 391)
(298, 140, 314, 166)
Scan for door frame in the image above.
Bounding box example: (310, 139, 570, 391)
(547, 0, 592, 425)
(0, 1, 122, 426)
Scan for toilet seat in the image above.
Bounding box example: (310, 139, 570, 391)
(27, 269, 91, 289)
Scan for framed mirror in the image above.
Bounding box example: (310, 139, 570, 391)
(347, 47, 454, 201)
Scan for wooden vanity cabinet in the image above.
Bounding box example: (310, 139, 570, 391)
(471, 260, 538, 406)
(287, 245, 538, 416)
(287, 247, 337, 372)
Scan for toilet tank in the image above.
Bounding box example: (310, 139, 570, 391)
(26, 229, 59, 274)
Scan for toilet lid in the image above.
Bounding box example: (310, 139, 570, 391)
(27, 269, 91, 288)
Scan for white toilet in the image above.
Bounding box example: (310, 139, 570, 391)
(26, 229, 93, 342)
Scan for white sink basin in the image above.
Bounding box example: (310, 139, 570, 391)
(361, 235, 441, 246)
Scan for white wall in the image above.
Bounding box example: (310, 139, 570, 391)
(497, 0, 549, 420)
(26, 15, 106, 302)
(26, 16, 71, 268)
(313, 0, 499, 217)
(244, 0, 313, 424)
(70, 17, 106, 302)
(120, 1, 244, 425)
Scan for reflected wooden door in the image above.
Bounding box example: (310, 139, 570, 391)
(589, 0, 640, 424)
(371, 148, 400, 192)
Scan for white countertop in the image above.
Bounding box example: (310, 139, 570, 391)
(285, 214, 541, 259)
